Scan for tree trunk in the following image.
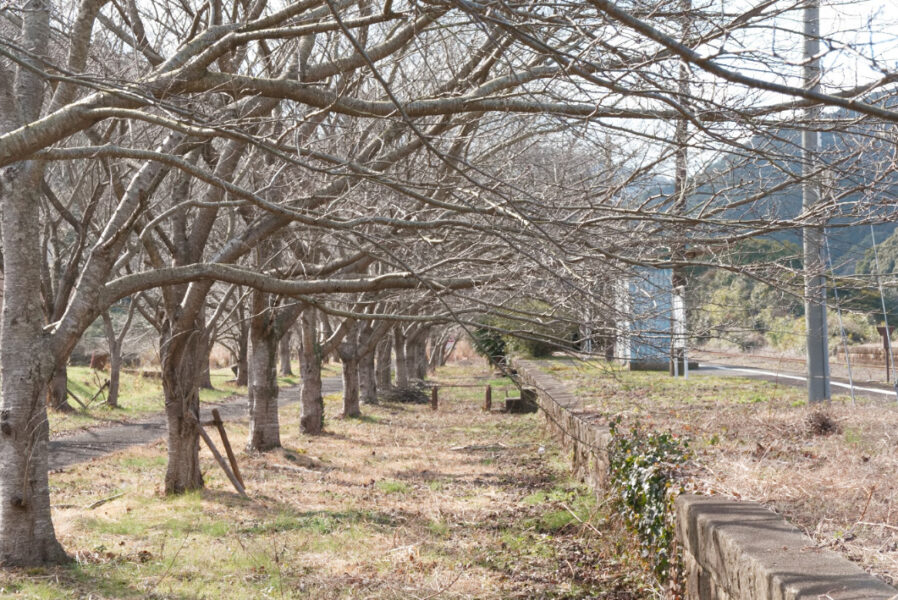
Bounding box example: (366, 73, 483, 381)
(357, 324, 377, 404)
(359, 352, 377, 404)
(200, 365, 213, 389)
(247, 320, 280, 452)
(107, 342, 121, 408)
(409, 327, 430, 380)
(299, 310, 324, 434)
(102, 308, 133, 409)
(160, 324, 204, 495)
(399, 332, 416, 384)
(0, 164, 69, 565)
(376, 337, 392, 389)
(199, 331, 214, 390)
(0, 374, 68, 566)
(394, 328, 408, 387)
(236, 320, 249, 387)
(279, 331, 293, 376)
(46, 364, 74, 413)
(338, 323, 361, 418)
(341, 356, 360, 417)
(429, 328, 454, 370)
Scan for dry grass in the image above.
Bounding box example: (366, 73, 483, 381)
(1, 364, 649, 599)
(538, 358, 898, 587)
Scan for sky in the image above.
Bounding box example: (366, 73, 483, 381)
(814, 0, 898, 89)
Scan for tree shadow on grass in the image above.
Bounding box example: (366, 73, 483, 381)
(4, 561, 196, 600)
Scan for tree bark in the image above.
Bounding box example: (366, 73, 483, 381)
(236, 319, 249, 387)
(359, 351, 377, 404)
(0, 374, 67, 566)
(375, 337, 392, 389)
(279, 331, 293, 376)
(199, 328, 214, 390)
(46, 364, 74, 413)
(160, 323, 204, 495)
(409, 326, 430, 380)
(358, 324, 377, 404)
(299, 310, 323, 434)
(101, 309, 131, 409)
(341, 355, 360, 417)
(247, 303, 281, 452)
(394, 328, 408, 387)
(399, 328, 418, 383)
(338, 323, 361, 417)
(107, 348, 121, 408)
(0, 163, 69, 565)
(429, 328, 454, 370)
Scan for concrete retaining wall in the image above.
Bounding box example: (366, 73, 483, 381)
(515, 360, 611, 492)
(514, 359, 898, 600)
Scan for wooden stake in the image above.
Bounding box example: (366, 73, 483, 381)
(430, 387, 438, 410)
(484, 385, 492, 412)
(87, 380, 110, 406)
(66, 388, 88, 409)
(211, 408, 244, 488)
(194, 412, 248, 498)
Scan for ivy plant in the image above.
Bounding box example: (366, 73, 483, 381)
(607, 418, 688, 581)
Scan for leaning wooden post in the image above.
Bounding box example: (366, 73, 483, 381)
(193, 412, 248, 498)
(484, 385, 492, 411)
(430, 387, 438, 411)
(211, 408, 244, 488)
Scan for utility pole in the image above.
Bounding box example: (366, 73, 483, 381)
(802, 0, 831, 402)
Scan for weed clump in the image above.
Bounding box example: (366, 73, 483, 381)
(379, 383, 429, 404)
(805, 410, 841, 437)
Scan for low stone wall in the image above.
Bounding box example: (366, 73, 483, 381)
(514, 359, 898, 600)
(514, 359, 611, 492)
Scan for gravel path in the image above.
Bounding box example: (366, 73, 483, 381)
(48, 377, 343, 470)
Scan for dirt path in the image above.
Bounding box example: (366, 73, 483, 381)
(48, 377, 342, 470)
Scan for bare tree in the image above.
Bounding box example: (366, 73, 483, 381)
(3, 0, 898, 569)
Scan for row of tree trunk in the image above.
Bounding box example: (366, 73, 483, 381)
(38, 306, 445, 495)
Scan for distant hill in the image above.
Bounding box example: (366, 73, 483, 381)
(687, 90, 898, 272)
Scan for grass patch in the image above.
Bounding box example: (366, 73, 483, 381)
(375, 480, 410, 494)
(49, 366, 249, 435)
(426, 519, 450, 538)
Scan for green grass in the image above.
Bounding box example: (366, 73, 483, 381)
(49, 363, 312, 434)
(547, 359, 853, 414)
(522, 482, 596, 532)
(116, 455, 167, 470)
(375, 479, 410, 494)
(49, 366, 171, 433)
(427, 519, 450, 538)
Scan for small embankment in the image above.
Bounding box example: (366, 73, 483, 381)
(515, 358, 898, 600)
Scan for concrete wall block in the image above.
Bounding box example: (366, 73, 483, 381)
(676, 494, 897, 600)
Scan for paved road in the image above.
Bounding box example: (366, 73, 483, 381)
(692, 362, 898, 402)
(48, 377, 342, 470)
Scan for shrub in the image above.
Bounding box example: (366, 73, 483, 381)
(470, 326, 507, 367)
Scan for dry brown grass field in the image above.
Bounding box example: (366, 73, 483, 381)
(0, 364, 653, 599)
(537, 357, 898, 587)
